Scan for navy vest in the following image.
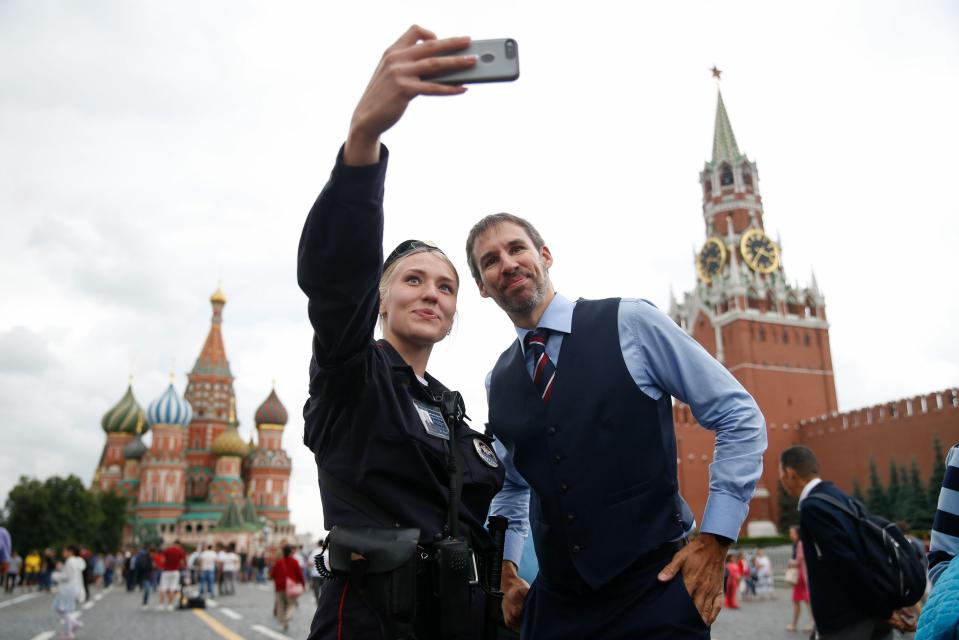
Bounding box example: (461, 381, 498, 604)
(489, 298, 686, 590)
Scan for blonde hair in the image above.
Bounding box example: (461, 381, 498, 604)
(378, 247, 460, 332)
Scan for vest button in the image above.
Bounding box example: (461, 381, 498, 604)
(560, 483, 569, 493)
(547, 426, 556, 435)
(572, 545, 581, 553)
(553, 455, 562, 464)
(567, 514, 575, 522)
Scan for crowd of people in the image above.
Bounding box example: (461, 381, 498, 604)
(0, 528, 321, 638)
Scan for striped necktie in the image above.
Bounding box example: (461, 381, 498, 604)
(524, 328, 556, 402)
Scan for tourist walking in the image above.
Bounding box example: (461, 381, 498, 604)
(4, 551, 21, 593)
(24, 549, 41, 589)
(52, 545, 86, 640)
(133, 546, 154, 609)
(40, 549, 57, 592)
(787, 527, 812, 633)
(157, 540, 185, 611)
(220, 543, 238, 596)
(0, 526, 10, 590)
(198, 544, 217, 597)
(269, 545, 304, 633)
(754, 548, 774, 600)
(724, 552, 743, 609)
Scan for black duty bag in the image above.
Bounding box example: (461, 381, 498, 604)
(805, 493, 925, 612)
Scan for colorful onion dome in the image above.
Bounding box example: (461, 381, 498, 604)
(101, 384, 147, 434)
(146, 382, 194, 427)
(211, 424, 248, 457)
(210, 287, 227, 304)
(123, 434, 148, 460)
(212, 398, 248, 457)
(254, 386, 288, 427)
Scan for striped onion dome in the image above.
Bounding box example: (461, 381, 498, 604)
(101, 384, 147, 434)
(254, 387, 288, 427)
(146, 382, 194, 427)
(211, 423, 248, 457)
(123, 434, 148, 460)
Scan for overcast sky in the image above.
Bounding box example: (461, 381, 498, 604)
(1, 1, 957, 540)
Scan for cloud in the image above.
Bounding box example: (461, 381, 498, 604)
(0, 327, 59, 374)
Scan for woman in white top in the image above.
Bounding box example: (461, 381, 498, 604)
(52, 545, 86, 640)
(754, 548, 775, 599)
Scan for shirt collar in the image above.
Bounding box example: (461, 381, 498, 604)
(515, 293, 574, 353)
(798, 477, 823, 507)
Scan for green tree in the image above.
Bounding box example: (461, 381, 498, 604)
(1, 475, 126, 553)
(928, 435, 946, 518)
(777, 483, 799, 532)
(886, 461, 902, 520)
(852, 479, 866, 504)
(902, 459, 930, 530)
(866, 458, 888, 517)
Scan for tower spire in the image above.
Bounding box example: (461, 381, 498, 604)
(712, 89, 741, 164)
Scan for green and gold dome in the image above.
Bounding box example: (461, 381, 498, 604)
(101, 382, 148, 435)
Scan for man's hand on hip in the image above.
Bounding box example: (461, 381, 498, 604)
(500, 560, 529, 632)
(657, 533, 730, 625)
(344, 25, 477, 166)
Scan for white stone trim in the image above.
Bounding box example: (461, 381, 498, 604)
(727, 362, 834, 376)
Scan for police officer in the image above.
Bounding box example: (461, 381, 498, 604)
(298, 26, 505, 640)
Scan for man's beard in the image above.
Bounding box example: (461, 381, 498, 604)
(497, 273, 547, 316)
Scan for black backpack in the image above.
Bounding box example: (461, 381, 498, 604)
(805, 493, 925, 612)
(134, 551, 152, 573)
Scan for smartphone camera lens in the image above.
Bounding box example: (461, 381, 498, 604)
(505, 39, 516, 60)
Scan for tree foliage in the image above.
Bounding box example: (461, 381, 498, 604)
(0, 475, 126, 554)
(777, 483, 799, 532)
(866, 458, 888, 516)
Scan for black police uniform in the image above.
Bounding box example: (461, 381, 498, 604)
(297, 145, 505, 639)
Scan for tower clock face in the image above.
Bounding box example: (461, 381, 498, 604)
(696, 237, 727, 283)
(740, 228, 780, 274)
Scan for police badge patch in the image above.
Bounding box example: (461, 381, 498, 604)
(472, 439, 499, 468)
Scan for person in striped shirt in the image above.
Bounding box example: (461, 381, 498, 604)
(928, 442, 959, 585)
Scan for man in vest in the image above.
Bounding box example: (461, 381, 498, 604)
(466, 213, 767, 638)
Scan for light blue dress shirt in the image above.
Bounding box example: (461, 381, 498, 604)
(489, 293, 768, 567)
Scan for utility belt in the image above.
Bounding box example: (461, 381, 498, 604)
(317, 526, 498, 640)
(316, 392, 508, 640)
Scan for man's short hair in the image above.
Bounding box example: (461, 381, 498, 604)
(465, 213, 546, 282)
(780, 445, 820, 479)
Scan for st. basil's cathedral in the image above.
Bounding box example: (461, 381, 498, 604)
(93, 288, 295, 549)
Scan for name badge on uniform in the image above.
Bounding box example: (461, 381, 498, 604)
(473, 439, 500, 468)
(413, 400, 449, 440)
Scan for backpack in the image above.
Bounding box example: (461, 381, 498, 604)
(134, 551, 152, 573)
(805, 493, 925, 612)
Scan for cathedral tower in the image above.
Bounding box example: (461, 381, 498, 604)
(95, 382, 145, 492)
(247, 386, 292, 524)
(671, 83, 838, 531)
(137, 380, 193, 530)
(184, 287, 236, 500)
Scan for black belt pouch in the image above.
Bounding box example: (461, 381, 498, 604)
(327, 526, 420, 628)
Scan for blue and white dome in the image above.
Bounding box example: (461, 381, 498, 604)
(147, 382, 194, 427)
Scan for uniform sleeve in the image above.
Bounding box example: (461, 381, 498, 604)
(929, 443, 959, 585)
(296, 145, 389, 369)
(619, 298, 767, 541)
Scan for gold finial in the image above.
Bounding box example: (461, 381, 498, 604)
(128, 373, 134, 386)
(711, 65, 722, 80)
(211, 284, 228, 304)
(229, 396, 237, 424)
(272, 377, 277, 389)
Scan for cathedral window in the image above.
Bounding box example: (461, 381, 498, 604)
(782, 331, 788, 344)
(703, 180, 712, 197)
(758, 327, 765, 341)
(720, 164, 734, 186)
(804, 333, 810, 346)
(742, 168, 753, 187)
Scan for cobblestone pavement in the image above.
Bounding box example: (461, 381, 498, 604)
(0, 582, 912, 639)
(710, 585, 817, 640)
(0, 580, 315, 640)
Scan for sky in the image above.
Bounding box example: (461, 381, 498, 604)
(1, 1, 957, 540)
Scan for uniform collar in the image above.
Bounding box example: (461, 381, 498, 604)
(375, 339, 448, 397)
(515, 292, 574, 354)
